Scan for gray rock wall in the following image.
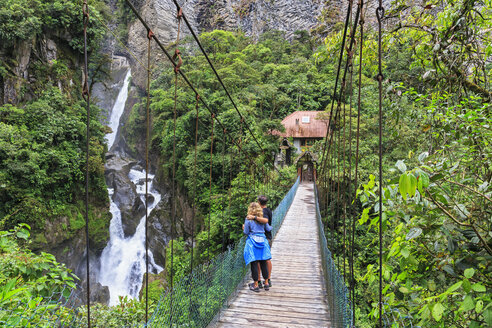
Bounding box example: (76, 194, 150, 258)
(126, 0, 331, 87)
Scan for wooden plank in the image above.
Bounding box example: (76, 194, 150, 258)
(218, 316, 324, 328)
(240, 281, 324, 289)
(219, 312, 329, 326)
(237, 290, 325, 300)
(228, 301, 329, 315)
(237, 288, 324, 297)
(225, 307, 330, 321)
(232, 296, 329, 310)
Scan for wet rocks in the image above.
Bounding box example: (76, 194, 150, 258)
(105, 153, 144, 237)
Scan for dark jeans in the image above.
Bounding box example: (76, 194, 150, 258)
(251, 260, 268, 282)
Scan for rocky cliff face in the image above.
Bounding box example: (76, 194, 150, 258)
(0, 33, 72, 105)
(125, 0, 338, 88)
(129, 0, 328, 42)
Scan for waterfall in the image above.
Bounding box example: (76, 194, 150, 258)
(105, 69, 131, 150)
(99, 68, 164, 306)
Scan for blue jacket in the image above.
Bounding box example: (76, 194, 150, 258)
(243, 218, 272, 265)
(243, 219, 272, 235)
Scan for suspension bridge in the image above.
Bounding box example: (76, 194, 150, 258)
(216, 183, 332, 327)
(0, 0, 421, 326)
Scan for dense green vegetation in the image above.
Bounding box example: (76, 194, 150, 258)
(0, 89, 109, 244)
(316, 0, 491, 326)
(0, 224, 77, 326)
(0, 0, 110, 246)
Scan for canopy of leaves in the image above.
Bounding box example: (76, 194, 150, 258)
(316, 0, 491, 326)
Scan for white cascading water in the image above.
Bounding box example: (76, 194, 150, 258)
(105, 69, 131, 150)
(99, 68, 164, 306)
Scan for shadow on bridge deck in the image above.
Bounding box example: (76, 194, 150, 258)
(214, 182, 331, 327)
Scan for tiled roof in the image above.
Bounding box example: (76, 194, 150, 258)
(273, 111, 329, 138)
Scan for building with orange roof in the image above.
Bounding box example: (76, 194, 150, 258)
(274, 111, 329, 153)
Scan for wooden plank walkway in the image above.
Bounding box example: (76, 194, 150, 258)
(215, 182, 331, 327)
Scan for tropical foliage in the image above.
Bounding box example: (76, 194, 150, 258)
(316, 0, 491, 326)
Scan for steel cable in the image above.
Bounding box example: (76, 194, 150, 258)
(169, 8, 183, 321)
(376, 0, 385, 325)
(122, 0, 290, 189)
(144, 26, 153, 324)
(320, 2, 360, 180)
(82, 2, 91, 326)
(352, 0, 364, 323)
(170, 0, 265, 154)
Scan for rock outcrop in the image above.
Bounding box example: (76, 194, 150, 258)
(126, 0, 331, 88)
(105, 153, 145, 237)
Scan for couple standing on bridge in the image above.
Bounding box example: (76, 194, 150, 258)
(243, 195, 273, 292)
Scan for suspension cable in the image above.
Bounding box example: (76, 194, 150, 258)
(144, 25, 153, 324)
(376, 0, 385, 325)
(189, 94, 199, 320)
(82, 1, 91, 327)
(123, 0, 285, 185)
(170, 0, 264, 154)
(320, 2, 360, 179)
(352, 0, 364, 323)
(207, 113, 215, 265)
(170, 7, 183, 320)
(319, 0, 354, 179)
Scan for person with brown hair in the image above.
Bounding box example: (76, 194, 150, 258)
(243, 202, 272, 292)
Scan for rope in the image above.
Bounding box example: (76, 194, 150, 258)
(207, 113, 215, 264)
(170, 7, 182, 320)
(320, 3, 361, 180)
(346, 24, 355, 307)
(189, 94, 199, 321)
(342, 99, 347, 281)
(319, 0, 354, 179)
(238, 118, 247, 202)
(329, 139, 336, 320)
(352, 0, 364, 323)
(336, 106, 341, 272)
(343, 3, 356, 285)
(376, 0, 385, 325)
(205, 112, 215, 312)
(227, 147, 234, 247)
(82, 2, 91, 326)
(170, 0, 265, 155)
(221, 128, 227, 252)
(144, 26, 153, 324)
(122, 0, 286, 188)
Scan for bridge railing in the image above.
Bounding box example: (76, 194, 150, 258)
(314, 183, 353, 328)
(146, 176, 300, 327)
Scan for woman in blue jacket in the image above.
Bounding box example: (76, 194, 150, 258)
(243, 202, 271, 292)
